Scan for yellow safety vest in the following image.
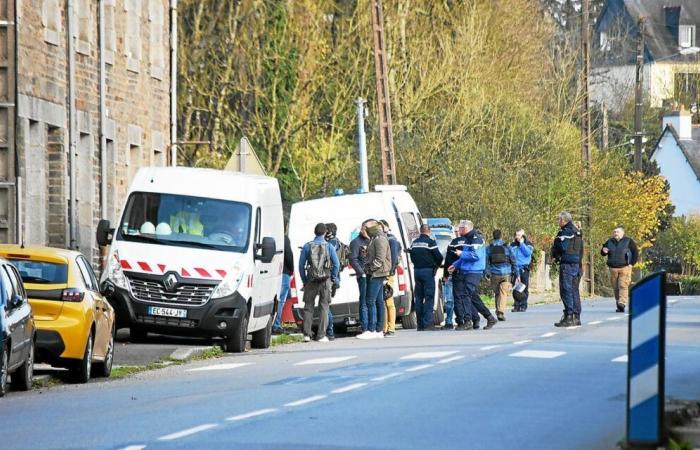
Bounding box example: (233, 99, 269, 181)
(170, 211, 204, 236)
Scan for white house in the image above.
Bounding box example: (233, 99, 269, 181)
(650, 110, 700, 216)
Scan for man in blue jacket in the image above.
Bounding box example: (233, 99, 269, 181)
(448, 220, 498, 330)
(409, 224, 444, 331)
(551, 212, 583, 327)
(510, 229, 534, 312)
(486, 229, 516, 321)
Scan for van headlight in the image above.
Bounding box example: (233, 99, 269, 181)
(211, 267, 243, 299)
(106, 251, 129, 290)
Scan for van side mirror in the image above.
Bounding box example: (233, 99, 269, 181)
(96, 219, 114, 247)
(10, 294, 23, 309)
(257, 237, 276, 264)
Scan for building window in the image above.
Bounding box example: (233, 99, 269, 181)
(76, 0, 92, 55)
(125, 0, 142, 73)
(679, 25, 696, 48)
(149, 0, 165, 80)
(42, 0, 61, 46)
(127, 144, 141, 183)
(104, 0, 117, 64)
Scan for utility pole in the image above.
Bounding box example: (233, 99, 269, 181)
(634, 17, 645, 171)
(581, 0, 594, 296)
(356, 98, 369, 193)
(370, 0, 397, 185)
(602, 101, 609, 151)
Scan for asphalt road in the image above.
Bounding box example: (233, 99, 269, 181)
(1, 296, 698, 450)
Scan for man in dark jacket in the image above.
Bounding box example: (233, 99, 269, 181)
(601, 226, 639, 313)
(551, 212, 584, 327)
(273, 235, 294, 334)
(486, 229, 516, 321)
(349, 220, 372, 333)
(379, 220, 401, 337)
(357, 220, 392, 340)
(409, 224, 444, 331)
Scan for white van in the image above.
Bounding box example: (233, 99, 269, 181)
(97, 167, 284, 352)
(288, 185, 444, 331)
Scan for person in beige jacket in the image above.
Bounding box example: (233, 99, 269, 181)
(356, 220, 392, 340)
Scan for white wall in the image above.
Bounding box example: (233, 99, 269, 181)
(652, 132, 700, 216)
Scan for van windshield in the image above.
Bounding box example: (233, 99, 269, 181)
(117, 192, 252, 253)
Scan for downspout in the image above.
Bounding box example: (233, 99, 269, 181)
(67, 0, 77, 249)
(14, 0, 21, 245)
(99, 0, 107, 219)
(169, 0, 177, 166)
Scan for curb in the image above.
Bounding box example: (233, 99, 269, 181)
(169, 346, 217, 361)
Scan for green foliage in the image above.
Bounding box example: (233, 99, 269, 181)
(649, 215, 700, 276)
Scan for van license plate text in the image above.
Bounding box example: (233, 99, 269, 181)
(148, 306, 187, 318)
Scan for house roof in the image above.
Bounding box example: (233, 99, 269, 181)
(652, 124, 700, 181)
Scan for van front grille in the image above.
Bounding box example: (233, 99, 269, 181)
(127, 277, 213, 307)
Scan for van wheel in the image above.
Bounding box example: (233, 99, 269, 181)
(71, 332, 93, 384)
(94, 324, 115, 378)
(433, 290, 445, 326)
(401, 310, 418, 329)
(251, 316, 273, 349)
(226, 315, 248, 353)
(0, 344, 9, 397)
(12, 338, 34, 391)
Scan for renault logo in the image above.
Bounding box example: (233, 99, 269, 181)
(163, 273, 179, 292)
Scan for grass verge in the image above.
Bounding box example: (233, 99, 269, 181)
(272, 334, 304, 347)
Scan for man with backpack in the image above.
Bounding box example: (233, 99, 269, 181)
(325, 223, 349, 340)
(357, 220, 392, 340)
(486, 229, 516, 322)
(299, 223, 340, 342)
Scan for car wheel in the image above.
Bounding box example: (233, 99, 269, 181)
(225, 314, 248, 353)
(71, 332, 93, 384)
(94, 324, 115, 378)
(12, 338, 34, 391)
(0, 345, 8, 397)
(251, 316, 273, 349)
(129, 326, 148, 343)
(401, 310, 418, 329)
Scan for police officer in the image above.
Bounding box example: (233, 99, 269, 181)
(551, 212, 584, 327)
(409, 224, 444, 331)
(510, 229, 534, 312)
(444, 221, 476, 329)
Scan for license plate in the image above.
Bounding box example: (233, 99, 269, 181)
(148, 306, 187, 318)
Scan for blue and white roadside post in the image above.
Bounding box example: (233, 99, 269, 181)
(627, 271, 667, 449)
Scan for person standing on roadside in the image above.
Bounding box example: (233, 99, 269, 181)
(486, 229, 516, 322)
(273, 234, 294, 334)
(299, 223, 340, 342)
(349, 220, 372, 334)
(510, 229, 534, 312)
(357, 220, 392, 340)
(380, 220, 401, 337)
(409, 224, 444, 331)
(325, 223, 349, 340)
(601, 226, 639, 313)
(443, 222, 470, 329)
(551, 212, 583, 328)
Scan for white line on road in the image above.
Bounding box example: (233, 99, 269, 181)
(226, 408, 277, 422)
(509, 350, 566, 359)
(513, 340, 532, 345)
(612, 355, 628, 363)
(540, 332, 558, 338)
(479, 345, 500, 351)
(120, 446, 146, 450)
(186, 363, 252, 372)
(332, 383, 368, 394)
(606, 317, 623, 321)
(438, 355, 465, 364)
(400, 351, 458, 360)
(587, 321, 603, 325)
(371, 372, 402, 382)
(405, 364, 434, 372)
(294, 356, 356, 366)
(565, 326, 582, 330)
(669, 299, 678, 304)
(285, 395, 328, 407)
(158, 424, 218, 441)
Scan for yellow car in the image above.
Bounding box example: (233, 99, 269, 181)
(0, 245, 115, 383)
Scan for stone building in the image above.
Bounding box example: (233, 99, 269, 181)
(0, 0, 176, 262)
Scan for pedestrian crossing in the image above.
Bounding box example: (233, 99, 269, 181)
(294, 356, 357, 366)
(509, 350, 566, 359)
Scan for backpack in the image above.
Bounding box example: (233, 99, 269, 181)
(489, 244, 508, 265)
(305, 242, 332, 282)
(337, 242, 350, 271)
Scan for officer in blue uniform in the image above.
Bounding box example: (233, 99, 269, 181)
(443, 221, 471, 329)
(551, 212, 584, 327)
(510, 229, 534, 312)
(409, 224, 444, 331)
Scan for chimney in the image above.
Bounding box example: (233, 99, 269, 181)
(662, 108, 692, 140)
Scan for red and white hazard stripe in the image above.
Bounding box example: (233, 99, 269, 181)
(119, 259, 228, 280)
(396, 264, 407, 294)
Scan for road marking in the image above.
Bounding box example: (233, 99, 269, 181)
(479, 345, 500, 351)
(510, 350, 566, 359)
(438, 355, 465, 364)
(226, 408, 277, 422)
(294, 356, 356, 366)
(540, 332, 557, 338)
(513, 340, 532, 345)
(332, 383, 368, 394)
(285, 395, 327, 407)
(565, 326, 581, 330)
(120, 446, 146, 450)
(612, 355, 628, 363)
(405, 364, 434, 372)
(187, 363, 252, 372)
(669, 299, 678, 304)
(158, 424, 218, 441)
(606, 317, 623, 321)
(371, 372, 402, 382)
(400, 351, 458, 360)
(587, 320, 603, 325)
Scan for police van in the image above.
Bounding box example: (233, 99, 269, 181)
(288, 185, 443, 331)
(97, 167, 284, 352)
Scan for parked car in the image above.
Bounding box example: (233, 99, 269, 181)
(98, 167, 284, 353)
(0, 246, 115, 383)
(0, 257, 35, 396)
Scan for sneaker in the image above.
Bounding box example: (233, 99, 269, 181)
(328, 335, 336, 341)
(384, 331, 396, 338)
(441, 324, 454, 330)
(317, 336, 330, 343)
(303, 335, 311, 342)
(463, 320, 474, 331)
(356, 331, 374, 340)
(373, 331, 384, 339)
(484, 316, 497, 330)
(497, 312, 506, 322)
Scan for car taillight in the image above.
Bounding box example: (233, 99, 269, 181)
(397, 264, 407, 293)
(288, 275, 303, 325)
(62, 288, 85, 302)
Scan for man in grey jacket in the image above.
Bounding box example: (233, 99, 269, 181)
(357, 219, 392, 340)
(349, 220, 372, 333)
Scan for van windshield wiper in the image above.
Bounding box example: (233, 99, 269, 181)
(163, 240, 222, 250)
(121, 234, 164, 245)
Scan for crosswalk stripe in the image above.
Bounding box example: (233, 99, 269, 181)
(612, 355, 628, 363)
(294, 356, 356, 366)
(186, 363, 252, 372)
(400, 351, 458, 360)
(509, 350, 566, 359)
